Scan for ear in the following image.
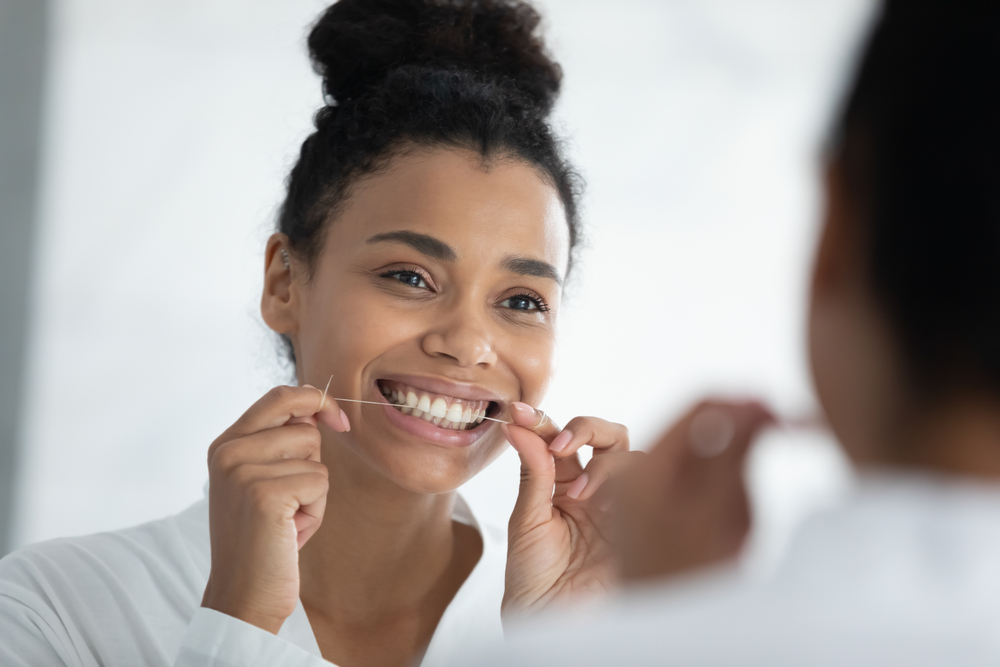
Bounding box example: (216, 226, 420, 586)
(261, 233, 301, 337)
(811, 158, 862, 298)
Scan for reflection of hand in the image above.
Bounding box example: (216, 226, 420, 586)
(200, 385, 350, 633)
(501, 402, 641, 620)
(613, 399, 774, 583)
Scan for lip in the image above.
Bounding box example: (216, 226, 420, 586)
(372, 388, 498, 448)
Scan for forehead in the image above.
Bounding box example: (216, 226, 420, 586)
(327, 147, 570, 273)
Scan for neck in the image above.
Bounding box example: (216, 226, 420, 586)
(298, 434, 465, 618)
(875, 392, 1000, 481)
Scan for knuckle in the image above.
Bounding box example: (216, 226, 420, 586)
(279, 424, 319, 456)
(210, 441, 240, 473)
(230, 463, 257, 486)
(301, 424, 322, 447)
(246, 478, 276, 509)
(269, 384, 296, 403)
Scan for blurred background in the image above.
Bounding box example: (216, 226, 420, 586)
(1, 0, 874, 567)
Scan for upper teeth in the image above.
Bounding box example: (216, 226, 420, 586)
(381, 382, 490, 430)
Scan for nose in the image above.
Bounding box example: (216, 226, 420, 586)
(421, 309, 498, 368)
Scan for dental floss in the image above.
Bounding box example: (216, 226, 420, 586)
(782, 413, 826, 431)
(320, 375, 333, 411)
(329, 397, 513, 424)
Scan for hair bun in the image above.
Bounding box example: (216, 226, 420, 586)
(308, 0, 562, 112)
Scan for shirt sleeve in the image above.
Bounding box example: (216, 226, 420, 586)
(174, 607, 335, 667)
(0, 594, 77, 667)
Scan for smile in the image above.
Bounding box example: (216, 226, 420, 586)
(377, 380, 497, 431)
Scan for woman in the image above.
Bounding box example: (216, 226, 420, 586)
(484, 1, 1000, 664)
(0, 1, 636, 666)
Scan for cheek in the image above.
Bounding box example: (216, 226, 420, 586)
(305, 287, 424, 385)
(508, 332, 557, 404)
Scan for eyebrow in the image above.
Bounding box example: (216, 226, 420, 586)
(501, 255, 563, 285)
(366, 230, 561, 284)
(366, 231, 457, 261)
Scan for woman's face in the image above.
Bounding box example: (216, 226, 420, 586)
(265, 147, 570, 494)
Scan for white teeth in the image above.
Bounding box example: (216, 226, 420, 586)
(380, 382, 494, 431)
(429, 398, 447, 419)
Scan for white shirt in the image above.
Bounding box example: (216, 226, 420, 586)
(475, 472, 1000, 667)
(0, 492, 506, 666)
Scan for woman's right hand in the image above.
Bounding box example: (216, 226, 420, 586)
(200, 385, 350, 633)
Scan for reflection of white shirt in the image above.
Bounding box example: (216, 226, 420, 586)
(476, 472, 1000, 667)
(0, 492, 505, 666)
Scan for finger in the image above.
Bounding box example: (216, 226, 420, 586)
(563, 451, 643, 502)
(509, 402, 562, 442)
(646, 399, 774, 467)
(247, 471, 330, 523)
(211, 423, 322, 470)
(213, 385, 349, 455)
(229, 459, 329, 487)
(548, 416, 629, 458)
(683, 400, 775, 461)
(503, 423, 557, 531)
(552, 451, 585, 483)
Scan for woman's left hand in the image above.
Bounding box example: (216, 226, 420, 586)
(501, 402, 639, 620)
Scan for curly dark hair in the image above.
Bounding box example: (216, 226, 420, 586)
(832, 0, 1000, 398)
(278, 0, 581, 282)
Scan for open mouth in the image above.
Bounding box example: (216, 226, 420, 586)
(377, 380, 498, 431)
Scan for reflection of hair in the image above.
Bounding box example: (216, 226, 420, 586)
(833, 1, 1000, 397)
(278, 0, 581, 276)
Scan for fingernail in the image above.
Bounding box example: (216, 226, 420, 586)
(511, 402, 535, 416)
(340, 409, 351, 432)
(566, 473, 589, 500)
(689, 408, 735, 457)
(549, 430, 573, 453)
(302, 384, 316, 389)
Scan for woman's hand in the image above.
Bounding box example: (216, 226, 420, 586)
(501, 402, 639, 620)
(613, 400, 774, 582)
(200, 385, 350, 633)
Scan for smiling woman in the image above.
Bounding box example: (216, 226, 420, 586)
(0, 1, 639, 666)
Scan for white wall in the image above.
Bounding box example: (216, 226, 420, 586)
(14, 0, 874, 565)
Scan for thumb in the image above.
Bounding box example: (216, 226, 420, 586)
(504, 423, 557, 531)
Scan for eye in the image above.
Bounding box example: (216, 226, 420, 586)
(500, 293, 548, 312)
(382, 270, 429, 289)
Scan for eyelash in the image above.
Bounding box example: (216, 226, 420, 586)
(378, 267, 550, 313)
(379, 266, 431, 290)
(502, 291, 550, 313)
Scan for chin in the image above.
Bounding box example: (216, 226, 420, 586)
(352, 429, 508, 495)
